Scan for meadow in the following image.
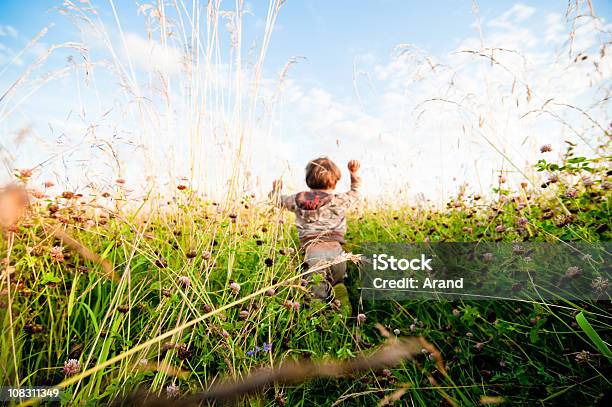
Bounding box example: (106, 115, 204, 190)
(0, 140, 610, 406)
(1, 1, 611, 405)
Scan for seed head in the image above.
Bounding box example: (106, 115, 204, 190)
(540, 144, 552, 153)
(495, 224, 506, 233)
(230, 281, 240, 294)
(19, 168, 33, 178)
(516, 217, 528, 227)
(564, 187, 578, 198)
(266, 288, 276, 296)
(115, 178, 126, 185)
(565, 266, 581, 279)
(50, 246, 65, 262)
(574, 350, 591, 364)
(178, 276, 190, 288)
(166, 384, 179, 398)
(239, 310, 249, 320)
(590, 277, 608, 294)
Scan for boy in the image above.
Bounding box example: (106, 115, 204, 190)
(271, 157, 361, 312)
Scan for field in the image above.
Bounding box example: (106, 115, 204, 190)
(1, 1, 612, 406)
(1, 144, 610, 406)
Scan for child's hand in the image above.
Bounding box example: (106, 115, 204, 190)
(272, 179, 283, 192)
(347, 160, 360, 173)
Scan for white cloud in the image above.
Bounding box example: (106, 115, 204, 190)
(0, 25, 18, 38)
(122, 33, 184, 75)
(487, 4, 536, 29)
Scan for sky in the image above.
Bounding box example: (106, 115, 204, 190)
(0, 0, 611, 203)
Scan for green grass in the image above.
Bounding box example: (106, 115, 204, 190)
(1, 150, 611, 406)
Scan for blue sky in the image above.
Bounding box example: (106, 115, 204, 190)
(0, 1, 610, 200)
(2, 1, 610, 96)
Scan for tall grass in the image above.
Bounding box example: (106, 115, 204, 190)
(0, 0, 611, 406)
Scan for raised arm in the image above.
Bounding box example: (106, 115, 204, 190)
(335, 160, 361, 208)
(269, 179, 296, 211)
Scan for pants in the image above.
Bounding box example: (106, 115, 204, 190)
(303, 241, 346, 300)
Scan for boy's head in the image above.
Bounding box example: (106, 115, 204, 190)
(305, 157, 341, 190)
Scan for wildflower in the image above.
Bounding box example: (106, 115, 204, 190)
(139, 358, 148, 366)
(230, 281, 240, 294)
(565, 188, 578, 198)
(498, 175, 506, 184)
(50, 246, 65, 262)
(117, 305, 129, 313)
(263, 342, 272, 352)
(162, 288, 172, 297)
(115, 178, 126, 185)
(19, 168, 33, 179)
(178, 276, 190, 288)
(452, 308, 461, 317)
(357, 313, 367, 324)
(591, 277, 608, 294)
(24, 323, 44, 334)
(44, 181, 54, 188)
(483, 252, 494, 262)
(175, 344, 192, 360)
(574, 350, 591, 364)
(63, 359, 80, 377)
(495, 225, 506, 233)
(31, 190, 45, 199)
(239, 310, 250, 320)
(381, 368, 392, 378)
(540, 144, 552, 153)
(292, 301, 300, 311)
(266, 288, 276, 296)
(221, 329, 230, 339)
(466, 332, 473, 337)
(582, 176, 594, 187)
(393, 328, 400, 335)
(202, 251, 211, 260)
(101, 192, 111, 198)
(565, 266, 581, 279)
(166, 384, 179, 398)
(516, 217, 528, 227)
(520, 182, 528, 189)
(474, 342, 485, 351)
(177, 185, 187, 191)
(410, 323, 416, 332)
(62, 191, 75, 199)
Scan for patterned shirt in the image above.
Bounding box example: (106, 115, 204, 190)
(275, 173, 361, 247)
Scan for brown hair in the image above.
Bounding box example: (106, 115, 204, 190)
(305, 157, 341, 190)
